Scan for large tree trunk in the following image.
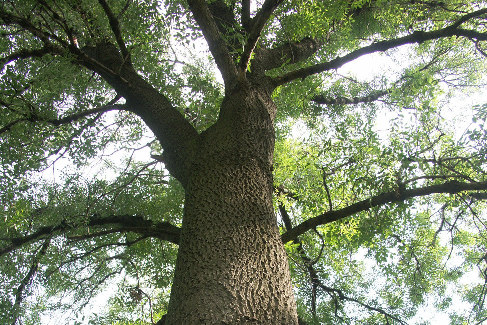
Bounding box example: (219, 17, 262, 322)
(165, 86, 299, 324)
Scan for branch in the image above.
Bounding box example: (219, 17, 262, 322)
(97, 0, 131, 64)
(281, 180, 487, 243)
(253, 37, 322, 71)
(316, 282, 408, 325)
(0, 9, 55, 46)
(450, 8, 487, 29)
(238, 0, 285, 71)
(80, 42, 199, 187)
(186, 0, 238, 87)
(1, 6, 198, 187)
(241, 0, 251, 31)
(11, 237, 51, 325)
(280, 202, 405, 323)
(312, 89, 389, 106)
(51, 103, 124, 126)
(311, 52, 445, 106)
(0, 98, 124, 135)
(0, 215, 181, 257)
(0, 7, 115, 81)
(273, 10, 487, 85)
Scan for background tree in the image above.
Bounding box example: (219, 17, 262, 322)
(1, 0, 487, 324)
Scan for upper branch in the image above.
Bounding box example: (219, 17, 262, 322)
(11, 237, 51, 325)
(253, 37, 322, 72)
(281, 180, 487, 243)
(1, 5, 199, 187)
(0, 46, 62, 68)
(186, 0, 238, 88)
(273, 9, 487, 86)
(97, 0, 131, 64)
(450, 7, 487, 29)
(312, 89, 389, 106)
(238, 0, 285, 71)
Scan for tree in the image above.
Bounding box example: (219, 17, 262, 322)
(1, 0, 487, 323)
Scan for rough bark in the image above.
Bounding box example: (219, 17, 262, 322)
(165, 85, 298, 324)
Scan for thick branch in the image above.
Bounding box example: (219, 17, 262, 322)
(0, 215, 181, 257)
(273, 11, 487, 85)
(186, 0, 238, 87)
(97, 0, 131, 64)
(0, 46, 61, 68)
(282, 180, 487, 243)
(238, 0, 285, 71)
(241, 0, 251, 31)
(1, 6, 198, 187)
(253, 37, 322, 71)
(80, 42, 198, 187)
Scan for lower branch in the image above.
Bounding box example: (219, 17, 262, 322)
(312, 90, 389, 106)
(11, 237, 51, 325)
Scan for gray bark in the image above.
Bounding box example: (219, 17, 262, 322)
(165, 86, 298, 324)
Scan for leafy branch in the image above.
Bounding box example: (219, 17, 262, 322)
(282, 180, 487, 242)
(238, 0, 285, 71)
(0, 214, 181, 257)
(97, 0, 131, 65)
(10, 237, 51, 325)
(0, 97, 124, 135)
(280, 203, 406, 324)
(273, 8, 487, 86)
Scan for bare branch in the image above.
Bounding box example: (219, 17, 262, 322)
(282, 180, 487, 243)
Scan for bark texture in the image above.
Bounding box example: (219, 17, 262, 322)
(165, 85, 298, 324)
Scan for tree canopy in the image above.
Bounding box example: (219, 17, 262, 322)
(1, 0, 487, 324)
